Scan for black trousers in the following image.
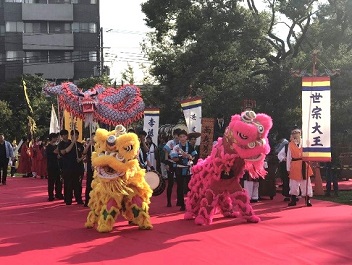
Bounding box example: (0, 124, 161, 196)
(175, 169, 187, 207)
(279, 161, 290, 197)
(184, 175, 191, 195)
(47, 169, 62, 199)
(166, 169, 175, 204)
(85, 167, 93, 204)
(62, 168, 83, 204)
(0, 158, 9, 184)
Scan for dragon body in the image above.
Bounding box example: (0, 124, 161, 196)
(43, 82, 144, 126)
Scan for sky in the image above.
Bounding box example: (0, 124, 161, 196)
(99, 1, 320, 85)
(100, 1, 150, 84)
(99, 1, 285, 85)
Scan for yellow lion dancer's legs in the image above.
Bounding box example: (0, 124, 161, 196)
(85, 180, 103, 228)
(96, 198, 121, 232)
(122, 192, 152, 230)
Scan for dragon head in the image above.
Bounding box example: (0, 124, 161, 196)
(92, 125, 140, 181)
(223, 111, 272, 161)
(78, 88, 98, 114)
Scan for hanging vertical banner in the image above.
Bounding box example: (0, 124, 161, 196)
(49, 104, 60, 134)
(63, 110, 83, 142)
(302, 76, 331, 162)
(181, 97, 202, 145)
(199, 118, 214, 159)
(143, 108, 160, 145)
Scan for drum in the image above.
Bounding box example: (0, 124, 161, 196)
(145, 171, 166, 196)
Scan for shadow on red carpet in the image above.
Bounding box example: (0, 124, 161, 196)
(0, 177, 351, 265)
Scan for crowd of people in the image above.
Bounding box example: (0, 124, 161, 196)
(0, 130, 94, 207)
(0, 116, 340, 211)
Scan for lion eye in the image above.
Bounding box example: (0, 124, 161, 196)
(237, 132, 248, 140)
(257, 125, 264, 134)
(124, 145, 133, 152)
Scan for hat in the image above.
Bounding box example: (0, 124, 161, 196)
(188, 132, 201, 139)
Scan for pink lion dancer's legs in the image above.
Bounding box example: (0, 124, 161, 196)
(194, 189, 217, 225)
(232, 190, 260, 223)
(218, 192, 240, 218)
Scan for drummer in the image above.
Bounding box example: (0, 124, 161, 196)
(188, 132, 201, 166)
(170, 130, 197, 211)
(164, 128, 181, 208)
(137, 130, 154, 171)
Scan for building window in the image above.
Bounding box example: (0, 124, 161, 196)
(91, 0, 97, 4)
(5, 22, 24, 33)
(71, 0, 78, 3)
(49, 22, 71, 33)
(89, 51, 97, 61)
(24, 1, 45, 4)
(48, 0, 71, 3)
(6, 51, 22, 61)
(49, 51, 72, 63)
(72, 22, 97, 33)
(5, 0, 23, 3)
(24, 51, 48, 63)
(0, 25, 5, 36)
(72, 51, 81, 61)
(89, 23, 97, 33)
(24, 22, 47, 33)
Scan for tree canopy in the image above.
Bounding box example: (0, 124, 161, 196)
(141, 0, 352, 151)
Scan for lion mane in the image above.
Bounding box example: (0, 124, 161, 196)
(85, 125, 153, 232)
(185, 111, 273, 225)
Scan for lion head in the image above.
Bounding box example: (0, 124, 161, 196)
(92, 125, 140, 181)
(223, 111, 272, 160)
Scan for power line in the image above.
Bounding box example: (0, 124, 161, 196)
(102, 28, 151, 36)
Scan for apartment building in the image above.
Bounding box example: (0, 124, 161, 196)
(0, 0, 100, 83)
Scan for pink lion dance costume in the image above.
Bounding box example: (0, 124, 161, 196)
(184, 111, 273, 225)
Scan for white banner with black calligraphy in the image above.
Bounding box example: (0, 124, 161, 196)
(302, 76, 331, 162)
(143, 108, 160, 145)
(181, 97, 202, 145)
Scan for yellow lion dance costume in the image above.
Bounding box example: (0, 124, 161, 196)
(85, 125, 153, 232)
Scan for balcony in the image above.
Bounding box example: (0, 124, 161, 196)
(23, 33, 74, 50)
(22, 4, 73, 21)
(23, 62, 74, 79)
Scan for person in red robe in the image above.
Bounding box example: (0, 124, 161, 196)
(36, 138, 48, 179)
(17, 137, 32, 178)
(31, 138, 40, 178)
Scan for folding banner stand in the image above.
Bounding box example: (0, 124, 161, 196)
(301, 76, 331, 196)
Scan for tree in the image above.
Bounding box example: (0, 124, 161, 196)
(0, 100, 13, 137)
(121, 63, 135, 85)
(77, 75, 112, 90)
(0, 74, 51, 140)
(297, 0, 352, 155)
(142, 0, 274, 124)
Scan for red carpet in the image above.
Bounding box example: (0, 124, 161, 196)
(0, 177, 351, 265)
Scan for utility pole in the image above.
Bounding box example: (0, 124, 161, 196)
(100, 27, 104, 76)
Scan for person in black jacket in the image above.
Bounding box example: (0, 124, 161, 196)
(58, 129, 84, 205)
(46, 133, 63, 201)
(213, 113, 227, 143)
